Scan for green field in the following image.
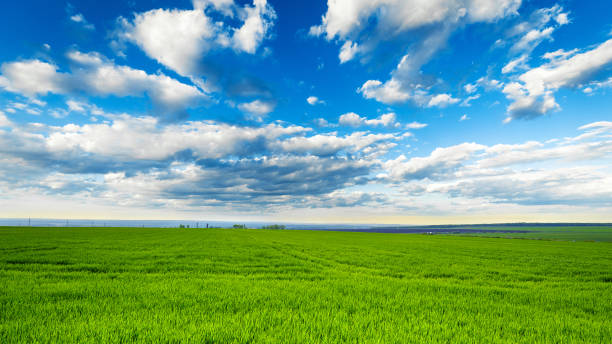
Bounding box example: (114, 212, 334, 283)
(1, 227, 610, 343)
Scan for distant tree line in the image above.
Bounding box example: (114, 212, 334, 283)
(261, 224, 286, 230)
(176, 224, 286, 230)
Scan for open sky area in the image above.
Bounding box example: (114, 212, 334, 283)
(0, 0, 611, 224)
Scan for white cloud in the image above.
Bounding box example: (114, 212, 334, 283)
(307, 96, 324, 105)
(311, 0, 521, 43)
(0, 111, 11, 127)
(70, 13, 95, 30)
(339, 41, 359, 63)
(460, 94, 480, 107)
(542, 48, 578, 62)
(119, 8, 215, 77)
(502, 54, 528, 74)
(313, 0, 521, 106)
(0, 52, 207, 114)
(405, 122, 427, 129)
(427, 93, 460, 108)
(382, 143, 486, 181)
(499, 4, 571, 70)
(0, 60, 68, 96)
(464, 83, 478, 94)
(428, 167, 612, 207)
(365, 113, 399, 127)
(338, 112, 364, 127)
(580, 77, 612, 94)
(275, 131, 397, 157)
(237, 99, 275, 117)
(511, 27, 554, 53)
(232, 0, 276, 54)
(26, 116, 310, 161)
(378, 121, 612, 208)
(66, 100, 87, 112)
(358, 78, 462, 108)
(460, 114, 470, 121)
(503, 38, 612, 120)
(358, 79, 415, 104)
(338, 112, 399, 128)
(555, 12, 569, 25)
(0, 115, 404, 210)
(315, 118, 331, 127)
(68, 51, 206, 110)
(118, 0, 275, 78)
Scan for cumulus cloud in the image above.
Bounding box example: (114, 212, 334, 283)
(382, 143, 486, 181)
(379, 121, 612, 207)
(117, 0, 275, 79)
(359, 80, 461, 108)
(358, 79, 416, 104)
(306, 96, 324, 105)
(0, 114, 406, 209)
(237, 99, 275, 119)
(118, 8, 216, 77)
(427, 93, 460, 107)
(428, 167, 612, 206)
(503, 38, 612, 121)
(13, 113, 398, 164)
(2, 113, 611, 212)
(0, 60, 69, 96)
(339, 41, 359, 63)
(338, 112, 400, 128)
(383, 121, 612, 182)
(232, 0, 276, 54)
(0, 52, 207, 117)
(311, 0, 521, 46)
(313, 0, 521, 106)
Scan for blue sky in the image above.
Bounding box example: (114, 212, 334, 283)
(0, 0, 611, 224)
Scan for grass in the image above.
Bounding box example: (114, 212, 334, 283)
(1, 226, 610, 343)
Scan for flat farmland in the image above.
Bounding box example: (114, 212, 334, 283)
(1, 227, 610, 343)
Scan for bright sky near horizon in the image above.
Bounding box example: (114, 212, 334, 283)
(0, 0, 611, 224)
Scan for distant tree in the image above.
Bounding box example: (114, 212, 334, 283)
(262, 224, 286, 230)
(233, 224, 246, 229)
